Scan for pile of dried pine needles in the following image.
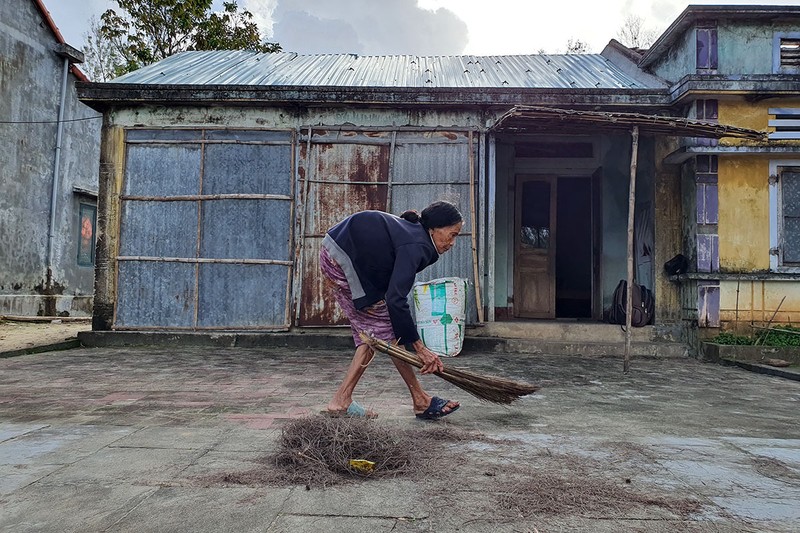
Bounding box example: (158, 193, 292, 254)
(361, 333, 539, 404)
(207, 416, 468, 488)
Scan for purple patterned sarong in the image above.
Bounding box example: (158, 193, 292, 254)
(320, 245, 396, 347)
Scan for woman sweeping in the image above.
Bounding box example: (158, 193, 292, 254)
(320, 200, 464, 420)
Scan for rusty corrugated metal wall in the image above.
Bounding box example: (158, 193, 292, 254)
(112, 125, 480, 330)
(295, 128, 478, 327)
(115, 129, 295, 329)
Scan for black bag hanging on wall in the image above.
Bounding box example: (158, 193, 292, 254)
(664, 254, 690, 276)
(606, 280, 653, 327)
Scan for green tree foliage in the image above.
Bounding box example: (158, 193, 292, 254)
(99, 0, 280, 77)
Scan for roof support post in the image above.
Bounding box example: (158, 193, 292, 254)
(624, 126, 640, 373)
(487, 133, 497, 322)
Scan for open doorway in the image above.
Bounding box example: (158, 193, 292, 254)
(513, 174, 598, 320)
(555, 177, 592, 318)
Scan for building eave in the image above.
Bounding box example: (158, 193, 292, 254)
(663, 144, 800, 164)
(669, 74, 800, 104)
(76, 83, 672, 113)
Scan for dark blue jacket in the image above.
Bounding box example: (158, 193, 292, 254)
(322, 211, 439, 344)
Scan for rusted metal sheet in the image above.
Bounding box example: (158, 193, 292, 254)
(390, 132, 478, 324)
(297, 134, 390, 326)
(297, 129, 479, 326)
(115, 129, 294, 330)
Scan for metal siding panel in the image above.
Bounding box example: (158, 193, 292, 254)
(127, 130, 203, 142)
(119, 201, 198, 258)
(197, 264, 288, 327)
(298, 240, 349, 326)
(305, 142, 390, 234)
(112, 51, 655, 89)
(201, 200, 290, 260)
(298, 141, 389, 326)
(390, 137, 477, 323)
(116, 262, 196, 327)
(204, 130, 292, 142)
(124, 144, 202, 196)
(204, 144, 292, 195)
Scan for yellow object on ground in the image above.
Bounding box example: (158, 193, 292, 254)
(348, 459, 375, 473)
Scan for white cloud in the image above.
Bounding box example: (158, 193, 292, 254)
(42, 0, 800, 57)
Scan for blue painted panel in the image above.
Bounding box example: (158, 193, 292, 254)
(697, 281, 720, 328)
(697, 234, 719, 273)
(124, 144, 202, 196)
(119, 201, 198, 258)
(197, 263, 288, 327)
(203, 143, 292, 196)
(200, 200, 290, 260)
(116, 261, 196, 327)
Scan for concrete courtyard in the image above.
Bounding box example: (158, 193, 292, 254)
(1, 344, 798, 532)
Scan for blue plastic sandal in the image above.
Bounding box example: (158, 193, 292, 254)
(415, 396, 459, 420)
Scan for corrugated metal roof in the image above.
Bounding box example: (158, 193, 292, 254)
(111, 51, 660, 89)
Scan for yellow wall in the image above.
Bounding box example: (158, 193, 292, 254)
(717, 157, 770, 271)
(719, 97, 800, 146)
(720, 280, 800, 329)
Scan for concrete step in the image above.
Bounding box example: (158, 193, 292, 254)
(467, 322, 660, 343)
(462, 336, 688, 358)
(79, 329, 689, 358)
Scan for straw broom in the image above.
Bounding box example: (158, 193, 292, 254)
(359, 332, 539, 404)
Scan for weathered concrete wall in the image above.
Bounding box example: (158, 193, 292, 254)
(648, 27, 695, 82)
(654, 136, 683, 323)
(0, 0, 101, 316)
(718, 157, 770, 272)
(717, 20, 800, 76)
(648, 19, 800, 82)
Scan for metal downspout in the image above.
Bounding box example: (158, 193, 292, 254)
(46, 57, 70, 290)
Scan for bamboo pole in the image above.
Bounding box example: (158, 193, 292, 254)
(624, 126, 640, 373)
(755, 295, 786, 346)
(468, 131, 484, 323)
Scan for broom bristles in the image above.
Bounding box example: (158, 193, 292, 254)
(359, 332, 539, 404)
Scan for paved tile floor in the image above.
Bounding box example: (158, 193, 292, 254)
(1, 346, 799, 532)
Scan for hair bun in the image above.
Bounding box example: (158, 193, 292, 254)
(400, 210, 421, 223)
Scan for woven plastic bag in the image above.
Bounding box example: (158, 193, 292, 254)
(411, 277, 468, 357)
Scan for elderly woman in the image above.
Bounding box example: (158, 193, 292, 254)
(320, 200, 464, 420)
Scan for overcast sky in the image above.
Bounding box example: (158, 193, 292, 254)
(45, 0, 800, 56)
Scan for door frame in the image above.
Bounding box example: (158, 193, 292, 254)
(511, 171, 603, 320)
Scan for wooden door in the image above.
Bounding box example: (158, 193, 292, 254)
(514, 175, 557, 318)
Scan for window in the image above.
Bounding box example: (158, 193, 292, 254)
(768, 108, 800, 140)
(774, 32, 800, 74)
(694, 99, 719, 147)
(77, 203, 97, 266)
(696, 156, 718, 273)
(770, 163, 800, 271)
(696, 99, 718, 121)
(696, 22, 718, 71)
